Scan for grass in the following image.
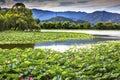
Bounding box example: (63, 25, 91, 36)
(0, 41, 120, 79)
(0, 31, 92, 44)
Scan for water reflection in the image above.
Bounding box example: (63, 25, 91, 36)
(0, 44, 34, 49)
(0, 35, 120, 51)
(35, 35, 120, 52)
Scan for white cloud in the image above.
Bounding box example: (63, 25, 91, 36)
(0, 0, 120, 13)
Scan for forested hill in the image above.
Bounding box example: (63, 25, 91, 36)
(42, 16, 86, 24)
(32, 9, 120, 23)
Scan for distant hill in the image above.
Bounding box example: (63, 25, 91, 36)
(1, 8, 7, 11)
(42, 16, 86, 23)
(82, 11, 120, 23)
(32, 9, 120, 23)
(32, 9, 87, 21)
(2, 8, 120, 23)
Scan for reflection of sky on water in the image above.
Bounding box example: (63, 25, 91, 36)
(35, 35, 120, 52)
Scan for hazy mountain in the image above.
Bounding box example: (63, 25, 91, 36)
(82, 11, 120, 23)
(2, 8, 120, 23)
(32, 9, 120, 23)
(32, 9, 87, 21)
(32, 9, 55, 21)
(42, 16, 86, 23)
(1, 8, 7, 10)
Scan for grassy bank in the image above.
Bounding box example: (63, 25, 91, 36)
(0, 31, 92, 44)
(0, 41, 120, 79)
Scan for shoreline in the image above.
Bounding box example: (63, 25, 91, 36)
(41, 30, 120, 36)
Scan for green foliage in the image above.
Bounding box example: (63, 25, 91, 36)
(40, 21, 91, 29)
(0, 31, 92, 44)
(0, 42, 120, 79)
(40, 21, 120, 30)
(62, 21, 70, 29)
(94, 22, 104, 29)
(0, 3, 40, 31)
(0, 15, 5, 31)
(83, 22, 91, 29)
(94, 22, 120, 30)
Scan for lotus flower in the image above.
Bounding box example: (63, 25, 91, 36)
(5, 60, 9, 64)
(18, 77, 23, 80)
(70, 58, 75, 61)
(28, 77, 33, 80)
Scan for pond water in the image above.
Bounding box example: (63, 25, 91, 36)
(0, 35, 120, 51)
(35, 35, 120, 52)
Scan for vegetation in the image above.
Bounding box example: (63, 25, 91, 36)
(42, 16, 86, 24)
(40, 21, 91, 29)
(0, 3, 40, 31)
(94, 22, 120, 30)
(1, 3, 120, 30)
(0, 42, 120, 79)
(40, 21, 120, 29)
(0, 31, 92, 44)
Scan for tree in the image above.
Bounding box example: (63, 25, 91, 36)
(113, 23, 120, 29)
(35, 19, 40, 24)
(16, 18, 28, 30)
(0, 15, 5, 31)
(62, 21, 70, 29)
(94, 22, 104, 29)
(104, 22, 113, 29)
(77, 24, 84, 29)
(40, 22, 48, 29)
(47, 22, 55, 29)
(83, 22, 91, 29)
(2, 3, 40, 31)
(69, 22, 76, 29)
(55, 22, 62, 29)
(12, 3, 26, 9)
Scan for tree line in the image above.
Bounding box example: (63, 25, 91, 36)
(40, 22, 91, 29)
(40, 21, 120, 29)
(1, 3, 120, 31)
(0, 3, 40, 31)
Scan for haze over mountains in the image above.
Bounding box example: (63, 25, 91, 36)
(2, 8, 120, 24)
(42, 16, 86, 24)
(32, 9, 120, 24)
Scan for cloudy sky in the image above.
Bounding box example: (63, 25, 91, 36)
(0, 0, 120, 13)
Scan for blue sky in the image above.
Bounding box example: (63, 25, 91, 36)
(0, 0, 120, 13)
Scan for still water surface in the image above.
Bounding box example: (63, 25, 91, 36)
(35, 35, 120, 52)
(0, 35, 120, 51)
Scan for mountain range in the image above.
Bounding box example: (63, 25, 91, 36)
(42, 16, 86, 23)
(32, 9, 120, 24)
(2, 8, 120, 24)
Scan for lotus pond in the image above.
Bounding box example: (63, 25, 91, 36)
(0, 31, 120, 80)
(0, 31, 92, 44)
(0, 42, 120, 79)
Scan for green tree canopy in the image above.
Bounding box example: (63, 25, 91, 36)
(12, 3, 26, 9)
(0, 3, 40, 31)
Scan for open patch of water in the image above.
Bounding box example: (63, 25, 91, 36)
(0, 35, 120, 51)
(34, 35, 120, 52)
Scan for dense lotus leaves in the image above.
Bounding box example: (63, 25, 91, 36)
(0, 31, 92, 44)
(0, 42, 120, 79)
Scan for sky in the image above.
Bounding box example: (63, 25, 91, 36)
(0, 0, 120, 13)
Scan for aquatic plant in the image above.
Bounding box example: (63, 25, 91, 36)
(0, 31, 92, 44)
(0, 42, 120, 79)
